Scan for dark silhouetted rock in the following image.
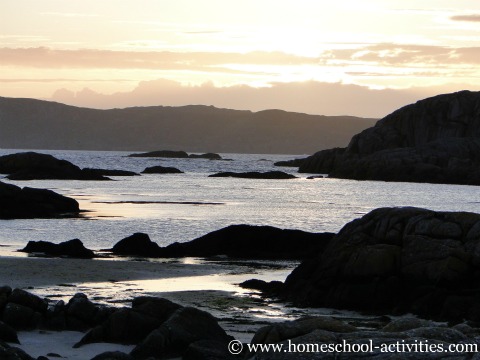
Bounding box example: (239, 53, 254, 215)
(283, 206, 480, 322)
(160, 225, 333, 260)
(90, 352, 134, 360)
(141, 166, 183, 174)
(238, 279, 284, 295)
(0, 152, 110, 180)
(2, 303, 36, 330)
(188, 153, 222, 160)
(110, 226, 333, 260)
(131, 296, 182, 324)
(66, 293, 99, 330)
(0, 321, 19, 343)
(8, 289, 48, 314)
(0, 181, 80, 219)
(111, 233, 161, 257)
(209, 171, 297, 179)
(128, 150, 189, 158)
(183, 340, 237, 360)
(274, 158, 306, 167)
(21, 239, 95, 259)
(298, 91, 480, 185)
(75, 308, 160, 347)
(0, 341, 35, 360)
(131, 307, 233, 359)
(83, 168, 139, 177)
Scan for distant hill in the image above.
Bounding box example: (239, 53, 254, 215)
(0, 97, 376, 154)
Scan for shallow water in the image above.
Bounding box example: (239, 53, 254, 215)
(1, 148, 480, 252)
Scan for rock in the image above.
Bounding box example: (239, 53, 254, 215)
(111, 233, 161, 257)
(75, 308, 160, 347)
(110, 226, 333, 260)
(183, 340, 237, 360)
(131, 306, 233, 359)
(128, 150, 189, 158)
(0, 152, 110, 180)
(239, 279, 283, 294)
(273, 158, 306, 167)
(209, 171, 297, 179)
(20, 239, 95, 259)
(282, 206, 480, 322)
(131, 296, 182, 323)
(298, 91, 480, 186)
(141, 166, 183, 174)
(188, 153, 222, 160)
(83, 168, 139, 176)
(0, 321, 19, 343)
(251, 317, 356, 345)
(66, 293, 98, 330)
(0, 341, 35, 360)
(128, 150, 223, 160)
(158, 225, 334, 260)
(90, 352, 135, 360)
(382, 317, 436, 332)
(2, 303, 36, 330)
(0, 181, 80, 219)
(8, 289, 48, 314)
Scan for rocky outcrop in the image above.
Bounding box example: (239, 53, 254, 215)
(0, 181, 80, 219)
(0, 152, 110, 180)
(20, 239, 95, 258)
(273, 158, 306, 167)
(128, 150, 222, 160)
(141, 166, 183, 174)
(209, 171, 297, 180)
(283, 207, 480, 323)
(298, 91, 480, 185)
(110, 226, 334, 260)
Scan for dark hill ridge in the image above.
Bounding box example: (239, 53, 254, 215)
(296, 90, 480, 185)
(0, 97, 376, 154)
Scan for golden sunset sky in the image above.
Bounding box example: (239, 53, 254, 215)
(1, 0, 480, 116)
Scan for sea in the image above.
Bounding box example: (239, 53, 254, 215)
(1, 148, 480, 254)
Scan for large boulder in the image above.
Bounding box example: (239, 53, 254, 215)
(0, 152, 110, 180)
(21, 239, 95, 258)
(0, 181, 80, 219)
(298, 91, 480, 185)
(131, 307, 233, 359)
(283, 207, 480, 322)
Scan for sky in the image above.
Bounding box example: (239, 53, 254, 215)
(1, 0, 480, 117)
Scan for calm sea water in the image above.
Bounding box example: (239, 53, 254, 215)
(1, 149, 480, 253)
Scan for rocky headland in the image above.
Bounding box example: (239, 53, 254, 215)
(291, 91, 480, 185)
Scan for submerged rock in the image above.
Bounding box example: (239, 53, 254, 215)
(0, 181, 80, 219)
(209, 171, 297, 179)
(83, 168, 139, 177)
(282, 206, 480, 322)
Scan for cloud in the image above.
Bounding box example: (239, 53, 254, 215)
(451, 14, 480, 22)
(50, 78, 466, 118)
